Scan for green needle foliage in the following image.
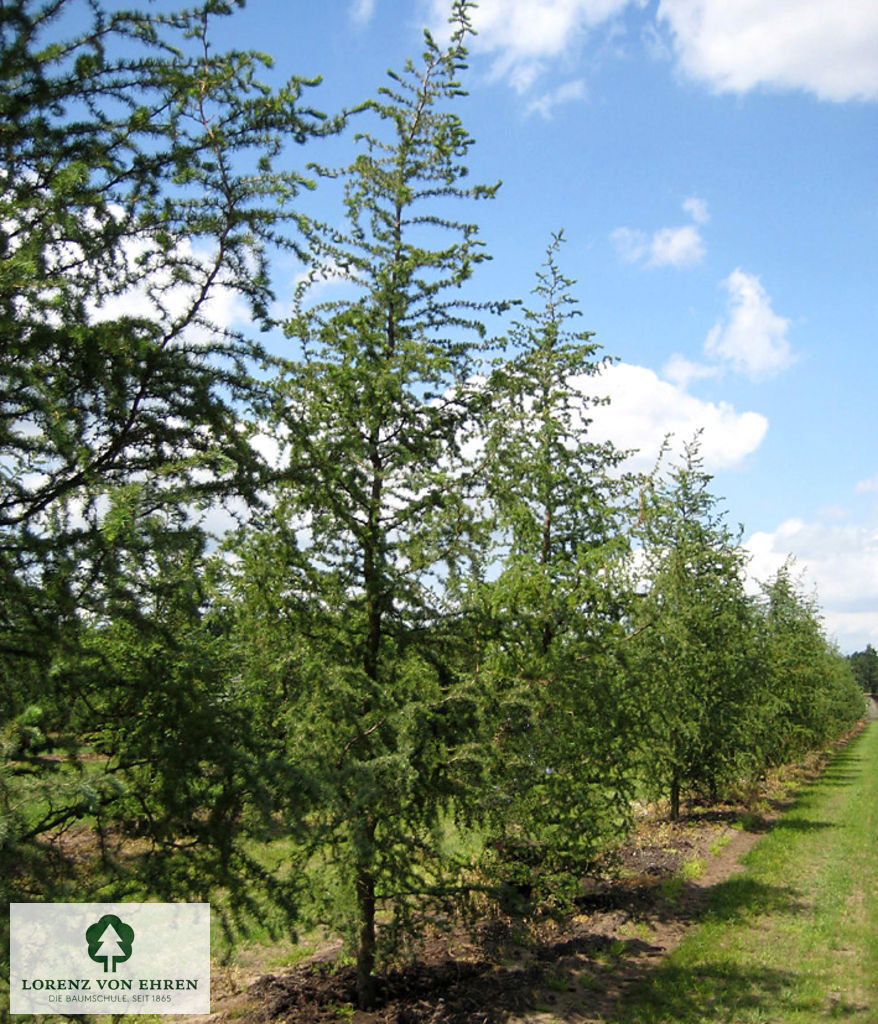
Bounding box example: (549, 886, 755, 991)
(633, 437, 759, 819)
(476, 233, 640, 892)
(756, 564, 864, 764)
(847, 642, 878, 692)
(224, 2, 502, 1007)
(1, 4, 867, 1012)
(617, 723, 878, 1024)
(631, 442, 863, 820)
(0, 0, 326, 918)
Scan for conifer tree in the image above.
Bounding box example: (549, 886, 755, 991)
(0, 0, 325, 913)
(758, 564, 865, 761)
(633, 437, 757, 818)
(226, 3, 499, 1006)
(847, 642, 878, 693)
(476, 233, 638, 889)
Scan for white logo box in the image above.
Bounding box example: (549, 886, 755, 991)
(10, 903, 210, 1015)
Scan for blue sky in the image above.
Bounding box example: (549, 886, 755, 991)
(130, 1, 878, 649)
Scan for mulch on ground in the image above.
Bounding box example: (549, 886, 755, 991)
(181, 728, 869, 1024)
(212, 812, 773, 1023)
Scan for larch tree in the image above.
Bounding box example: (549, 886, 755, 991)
(0, 0, 325, 914)
(224, 2, 501, 1007)
(758, 564, 865, 763)
(847, 642, 878, 693)
(476, 233, 639, 892)
(632, 437, 758, 819)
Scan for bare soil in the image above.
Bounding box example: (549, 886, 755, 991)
(193, 744, 851, 1024)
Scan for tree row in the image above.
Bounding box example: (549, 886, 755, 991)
(0, 0, 865, 1011)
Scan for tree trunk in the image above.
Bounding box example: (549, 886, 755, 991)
(355, 863, 377, 1009)
(708, 772, 718, 805)
(670, 772, 680, 822)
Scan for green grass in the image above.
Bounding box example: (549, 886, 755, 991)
(707, 834, 731, 856)
(679, 856, 707, 880)
(614, 723, 878, 1023)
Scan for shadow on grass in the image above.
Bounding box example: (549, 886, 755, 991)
(810, 769, 861, 788)
(770, 816, 836, 833)
(700, 874, 808, 924)
(575, 857, 810, 933)
(814, 744, 863, 783)
(612, 961, 870, 1024)
(603, 735, 876, 1024)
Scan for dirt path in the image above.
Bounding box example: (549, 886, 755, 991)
(197, 814, 777, 1024)
(512, 823, 766, 1024)
(598, 722, 876, 1023)
(192, 734, 861, 1024)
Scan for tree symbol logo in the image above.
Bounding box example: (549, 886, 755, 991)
(86, 915, 135, 973)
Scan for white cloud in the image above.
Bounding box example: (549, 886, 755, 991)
(745, 515, 878, 651)
(526, 78, 587, 118)
(249, 423, 290, 471)
(430, 0, 627, 96)
(662, 353, 719, 388)
(611, 197, 708, 268)
(432, 1, 878, 105)
(856, 475, 878, 494)
(611, 224, 704, 268)
(704, 269, 794, 380)
(657, 0, 878, 102)
(610, 226, 649, 264)
(649, 224, 705, 268)
(295, 259, 360, 291)
(350, 0, 376, 25)
(664, 265, 795, 385)
(88, 234, 251, 344)
(682, 195, 710, 225)
(589, 361, 768, 471)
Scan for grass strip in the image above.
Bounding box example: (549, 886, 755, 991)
(615, 722, 878, 1023)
